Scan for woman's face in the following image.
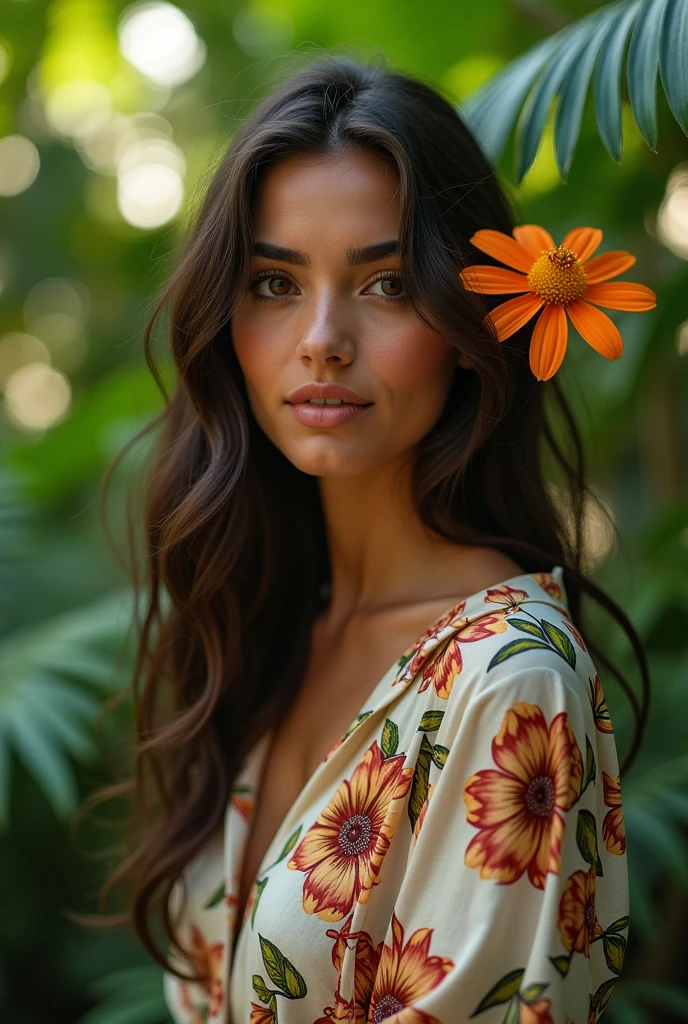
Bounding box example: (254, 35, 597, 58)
(231, 146, 467, 478)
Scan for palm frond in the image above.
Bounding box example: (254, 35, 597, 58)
(460, 0, 688, 182)
(77, 964, 169, 1024)
(0, 590, 134, 827)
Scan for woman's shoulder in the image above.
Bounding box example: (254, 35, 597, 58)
(438, 567, 598, 723)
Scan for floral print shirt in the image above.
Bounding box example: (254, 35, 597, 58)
(162, 568, 628, 1024)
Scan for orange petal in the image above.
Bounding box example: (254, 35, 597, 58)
(561, 227, 603, 262)
(469, 229, 534, 273)
(583, 250, 636, 284)
(529, 303, 568, 380)
(459, 265, 531, 294)
(567, 299, 623, 360)
(512, 224, 556, 260)
(583, 282, 657, 311)
(487, 293, 544, 341)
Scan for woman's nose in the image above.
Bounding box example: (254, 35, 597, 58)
(294, 290, 355, 365)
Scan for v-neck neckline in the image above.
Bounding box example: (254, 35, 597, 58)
(224, 566, 569, 967)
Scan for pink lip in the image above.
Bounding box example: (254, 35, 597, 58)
(288, 402, 372, 428)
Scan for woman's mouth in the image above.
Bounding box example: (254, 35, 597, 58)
(287, 400, 373, 428)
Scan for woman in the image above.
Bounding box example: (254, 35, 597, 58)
(88, 55, 651, 1023)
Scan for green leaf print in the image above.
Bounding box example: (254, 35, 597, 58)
(581, 735, 596, 793)
(251, 876, 269, 928)
(540, 619, 576, 669)
(343, 710, 374, 740)
(431, 744, 449, 769)
(408, 734, 433, 832)
(606, 915, 629, 934)
(273, 826, 302, 867)
(592, 978, 617, 1012)
(520, 983, 547, 1003)
(203, 880, 226, 909)
(470, 968, 524, 1015)
(252, 974, 273, 1004)
(258, 934, 308, 999)
(576, 809, 604, 876)
(502, 1002, 520, 1024)
(417, 709, 444, 732)
(397, 650, 414, 672)
(487, 639, 551, 670)
(508, 618, 548, 640)
(381, 718, 400, 759)
(603, 932, 626, 974)
(549, 954, 571, 978)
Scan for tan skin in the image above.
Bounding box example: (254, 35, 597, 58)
(230, 146, 522, 930)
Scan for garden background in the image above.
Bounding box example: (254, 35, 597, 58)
(0, 0, 687, 1021)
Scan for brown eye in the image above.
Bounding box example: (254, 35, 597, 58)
(379, 277, 403, 297)
(267, 276, 291, 296)
(368, 274, 405, 301)
(249, 272, 297, 301)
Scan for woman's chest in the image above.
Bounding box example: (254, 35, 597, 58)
(235, 630, 411, 926)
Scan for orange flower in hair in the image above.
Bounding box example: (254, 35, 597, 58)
(459, 225, 656, 380)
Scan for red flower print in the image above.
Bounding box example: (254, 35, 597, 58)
(316, 915, 382, 1024)
(185, 925, 224, 1017)
(557, 865, 603, 957)
(590, 675, 612, 733)
(416, 614, 508, 699)
(520, 998, 554, 1024)
(395, 602, 467, 689)
(463, 702, 583, 888)
(602, 771, 626, 855)
(231, 793, 253, 820)
(250, 1004, 276, 1024)
(532, 572, 563, 602)
(366, 913, 454, 1024)
(288, 741, 413, 921)
(563, 618, 587, 652)
(484, 584, 529, 611)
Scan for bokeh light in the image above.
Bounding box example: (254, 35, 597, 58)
(118, 2, 206, 86)
(0, 332, 51, 388)
(42, 78, 111, 139)
(116, 135, 185, 228)
(0, 37, 11, 86)
(0, 135, 40, 196)
(657, 163, 688, 260)
(24, 278, 91, 372)
(3, 362, 71, 432)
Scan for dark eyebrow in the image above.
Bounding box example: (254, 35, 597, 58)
(252, 239, 399, 267)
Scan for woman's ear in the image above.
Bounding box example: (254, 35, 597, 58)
(456, 351, 473, 370)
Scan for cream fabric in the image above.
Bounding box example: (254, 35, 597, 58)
(163, 568, 628, 1024)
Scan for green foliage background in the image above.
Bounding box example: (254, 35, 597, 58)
(0, 0, 687, 1021)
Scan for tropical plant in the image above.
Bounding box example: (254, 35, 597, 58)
(460, 0, 688, 180)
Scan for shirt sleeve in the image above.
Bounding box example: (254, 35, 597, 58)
(365, 662, 628, 1024)
(162, 836, 228, 1024)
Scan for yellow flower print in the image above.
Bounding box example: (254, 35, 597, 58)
(602, 772, 626, 855)
(366, 912, 454, 1024)
(532, 572, 563, 601)
(520, 999, 554, 1024)
(316, 915, 381, 1024)
(179, 925, 224, 1019)
(416, 614, 509, 700)
(557, 865, 603, 958)
(463, 702, 583, 888)
(288, 741, 413, 921)
(249, 1004, 275, 1024)
(590, 675, 613, 733)
(484, 584, 530, 611)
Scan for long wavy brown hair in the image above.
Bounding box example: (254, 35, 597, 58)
(68, 53, 649, 986)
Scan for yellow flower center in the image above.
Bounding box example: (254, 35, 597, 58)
(527, 245, 588, 305)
